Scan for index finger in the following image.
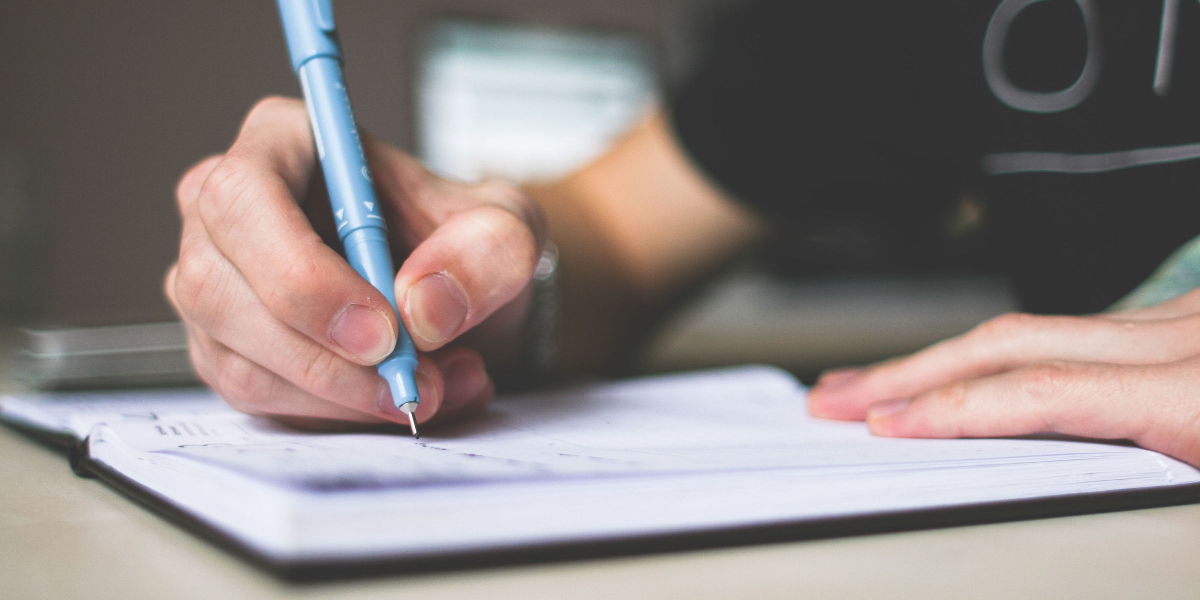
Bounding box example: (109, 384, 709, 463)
(808, 311, 1200, 421)
(864, 359, 1200, 466)
(191, 97, 400, 365)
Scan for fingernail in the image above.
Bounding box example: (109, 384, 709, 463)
(375, 370, 441, 425)
(331, 304, 396, 363)
(413, 368, 440, 424)
(374, 380, 406, 424)
(406, 273, 469, 346)
(867, 398, 911, 419)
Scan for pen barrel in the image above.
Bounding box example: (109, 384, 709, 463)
(299, 57, 420, 380)
(279, 0, 420, 409)
(298, 58, 382, 245)
(299, 57, 397, 301)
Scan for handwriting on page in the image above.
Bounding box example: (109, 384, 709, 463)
(96, 366, 1171, 492)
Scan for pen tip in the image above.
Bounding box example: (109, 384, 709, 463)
(406, 411, 419, 439)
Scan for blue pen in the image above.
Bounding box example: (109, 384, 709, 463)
(277, 0, 421, 437)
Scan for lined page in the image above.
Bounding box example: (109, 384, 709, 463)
(91, 364, 1200, 492)
(97, 366, 1198, 489)
(71, 366, 1200, 560)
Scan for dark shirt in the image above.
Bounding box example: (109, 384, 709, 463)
(672, 0, 1200, 313)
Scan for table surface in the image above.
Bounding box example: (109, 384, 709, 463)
(5, 344, 1200, 599)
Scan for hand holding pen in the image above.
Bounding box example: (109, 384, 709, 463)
(165, 95, 545, 431)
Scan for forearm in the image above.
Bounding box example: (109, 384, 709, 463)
(526, 111, 766, 374)
(525, 178, 637, 374)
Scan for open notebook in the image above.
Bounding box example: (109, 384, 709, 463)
(4, 365, 1200, 578)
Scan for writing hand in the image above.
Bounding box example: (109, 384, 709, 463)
(166, 98, 545, 430)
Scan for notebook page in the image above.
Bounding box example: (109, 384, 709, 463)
(0, 388, 225, 439)
(97, 365, 1198, 488)
(83, 365, 1200, 560)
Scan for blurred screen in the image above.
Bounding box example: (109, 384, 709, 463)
(417, 20, 657, 183)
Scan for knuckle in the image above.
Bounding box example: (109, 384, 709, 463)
(242, 96, 311, 147)
(1018, 361, 1083, 432)
(214, 353, 272, 414)
(163, 264, 181, 312)
(972, 312, 1036, 340)
(258, 244, 327, 321)
(186, 338, 217, 389)
(172, 244, 231, 321)
(470, 205, 540, 265)
(197, 156, 257, 227)
(475, 181, 547, 242)
(932, 380, 972, 413)
(175, 155, 223, 212)
(244, 96, 303, 128)
(172, 249, 208, 314)
(294, 345, 349, 401)
(1020, 361, 1077, 404)
(922, 380, 972, 438)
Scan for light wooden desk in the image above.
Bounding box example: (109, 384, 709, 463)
(4, 350, 1200, 599)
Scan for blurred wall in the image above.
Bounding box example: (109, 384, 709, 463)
(0, 0, 730, 327)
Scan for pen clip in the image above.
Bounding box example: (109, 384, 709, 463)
(308, 0, 335, 32)
(278, 0, 341, 72)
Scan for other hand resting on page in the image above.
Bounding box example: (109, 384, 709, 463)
(809, 290, 1200, 467)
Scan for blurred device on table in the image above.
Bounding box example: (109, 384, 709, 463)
(17, 322, 198, 390)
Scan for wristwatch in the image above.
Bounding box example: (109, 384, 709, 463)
(519, 241, 560, 383)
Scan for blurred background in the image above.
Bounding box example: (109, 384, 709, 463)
(0, 0, 725, 325)
(0, 0, 1014, 382)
